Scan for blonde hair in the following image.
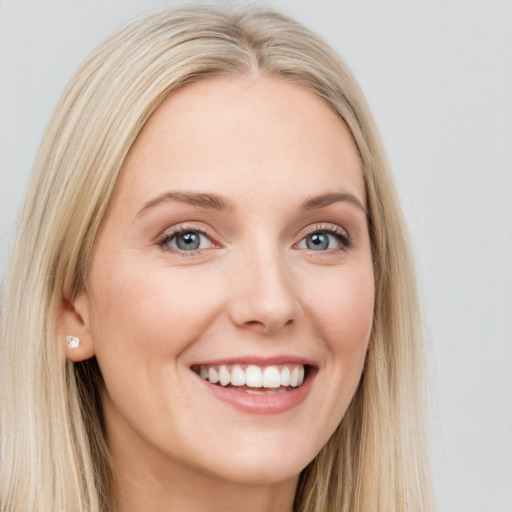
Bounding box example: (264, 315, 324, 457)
(1, 5, 433, 511)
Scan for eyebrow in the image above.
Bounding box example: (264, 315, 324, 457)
(300, 192, 367, 214)
(137, 190, 366, 217)
(137, 191, 234, 217)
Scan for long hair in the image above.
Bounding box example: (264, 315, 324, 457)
(1, 5, 433, 511)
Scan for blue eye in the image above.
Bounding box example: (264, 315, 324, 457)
(305, 233, 332, 251)
(160, 229, 213, 252)
(297, 228, 351, 251)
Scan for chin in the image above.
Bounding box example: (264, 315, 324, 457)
(189, 434, 322, 486)
(207, 459, 306, 487)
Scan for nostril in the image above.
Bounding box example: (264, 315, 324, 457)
(242, 318, 294, 334)
(241, 319, 270, 333)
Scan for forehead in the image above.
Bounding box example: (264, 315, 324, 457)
(112, 75, 365, 212)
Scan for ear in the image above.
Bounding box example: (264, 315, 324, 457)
(57, 293, 96, 362)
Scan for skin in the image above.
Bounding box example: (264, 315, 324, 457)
(60, 75, 375, 512)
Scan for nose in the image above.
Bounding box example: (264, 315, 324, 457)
(228, 247, 301, 335)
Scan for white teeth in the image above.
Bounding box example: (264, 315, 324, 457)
(289, 366, 300, 387)
(280, 366, 290, 386)
(197, 363, 307, 390)
(245, 387, 288, 395)
(262, 366, 281, 388)
(245, 365, 263, 388)
(219, 365, 230, 386)
(270, 388, 288, 394)
(244, 388, 266, 395)
(231, 364, 246, 386)
(297, 365, 305, 386)
(208, 367, 219, 384)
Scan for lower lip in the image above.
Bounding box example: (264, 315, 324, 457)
(194, 372, 315, 415)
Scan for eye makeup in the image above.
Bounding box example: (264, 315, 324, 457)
(296, 224, 352, 252)
(157, 225, 219, 255)
(156, 221, 352, 258)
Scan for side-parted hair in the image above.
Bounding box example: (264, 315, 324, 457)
(0, 5, 433, 511)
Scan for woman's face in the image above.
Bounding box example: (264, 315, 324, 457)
(73, 76, 374, 486)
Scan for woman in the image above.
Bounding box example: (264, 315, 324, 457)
(0, 5, 433, 511)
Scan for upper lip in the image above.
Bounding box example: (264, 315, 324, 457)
(189, 355, 317, 367)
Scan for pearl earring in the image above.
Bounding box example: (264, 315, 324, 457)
(66, 335, 80, 349)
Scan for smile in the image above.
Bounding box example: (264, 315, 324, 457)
(192, 363, 306, 393)
(191, 358, 316, 414)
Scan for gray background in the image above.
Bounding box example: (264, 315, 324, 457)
(1, 1, 511, 510)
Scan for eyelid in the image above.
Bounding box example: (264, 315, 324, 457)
(156, 223, 220, 254)
(300, 223, 349, 238)
(155, 221, 351, 255)
(295, 223, 352, 251)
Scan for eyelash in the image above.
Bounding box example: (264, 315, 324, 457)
(156, 223, 352, 255)
(157, 225, 215, 255)
(299, 224, 352, 252)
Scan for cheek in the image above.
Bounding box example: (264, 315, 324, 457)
(87, 257, 226, 362)
(295, 262, 374, 445)
(303, 264, 375, 353)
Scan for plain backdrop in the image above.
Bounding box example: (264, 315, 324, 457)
(1, 1, 511, 510)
